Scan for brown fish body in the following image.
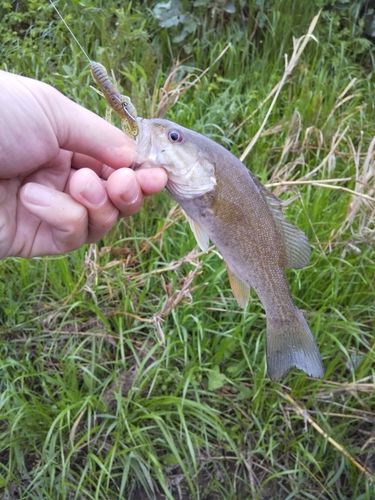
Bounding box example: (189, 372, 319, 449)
(134, 118, 324, 380)
(177, 150, 293, 310)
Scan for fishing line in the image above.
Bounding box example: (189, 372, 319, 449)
(48, 0, 91, 62)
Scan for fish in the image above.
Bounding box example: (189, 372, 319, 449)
(132, 117, 324, 381)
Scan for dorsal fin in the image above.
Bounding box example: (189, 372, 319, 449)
(252, 175, 310, 269)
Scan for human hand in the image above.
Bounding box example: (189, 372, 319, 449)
(0, 70, 167, 259)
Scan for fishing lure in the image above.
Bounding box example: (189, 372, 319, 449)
(49, 0, 138, 137)
(90, 61, 138, 136)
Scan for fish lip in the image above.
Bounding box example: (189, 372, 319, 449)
(135, 117, 146, 145)
(132, 117, 166, 172)
(131, 117, 150, 170)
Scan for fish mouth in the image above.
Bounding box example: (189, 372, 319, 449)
(132, 117, 169, 172)
(132, 117, 153, 170)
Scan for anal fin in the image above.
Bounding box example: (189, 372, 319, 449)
(226, 264, 250, 309)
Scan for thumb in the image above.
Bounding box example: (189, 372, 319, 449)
(47, 86, 137, 170)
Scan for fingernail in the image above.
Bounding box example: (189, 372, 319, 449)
(120, 175, 139, 204)
(81, 176, 106, 205)
(23, 183, 54, 207)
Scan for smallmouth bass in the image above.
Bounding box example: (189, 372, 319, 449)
(133, 118, 324, 381)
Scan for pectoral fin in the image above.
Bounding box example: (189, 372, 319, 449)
(185, 214, 210, 252)
(226, 264, 250, 309)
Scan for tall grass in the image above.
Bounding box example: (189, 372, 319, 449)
(0, 1, 375, 498)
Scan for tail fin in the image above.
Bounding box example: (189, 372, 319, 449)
(266, 308, 324, 381)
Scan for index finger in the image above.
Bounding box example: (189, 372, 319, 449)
(70, 152, 116, 179)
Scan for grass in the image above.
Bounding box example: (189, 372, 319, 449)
(1, 0, 375, 498)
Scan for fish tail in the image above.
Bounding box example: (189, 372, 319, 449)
(266, 308, 324, 381)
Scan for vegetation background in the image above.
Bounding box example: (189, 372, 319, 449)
(0, 0, 374, 498)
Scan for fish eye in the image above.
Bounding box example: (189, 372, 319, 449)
(168, 130, 183, 143)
